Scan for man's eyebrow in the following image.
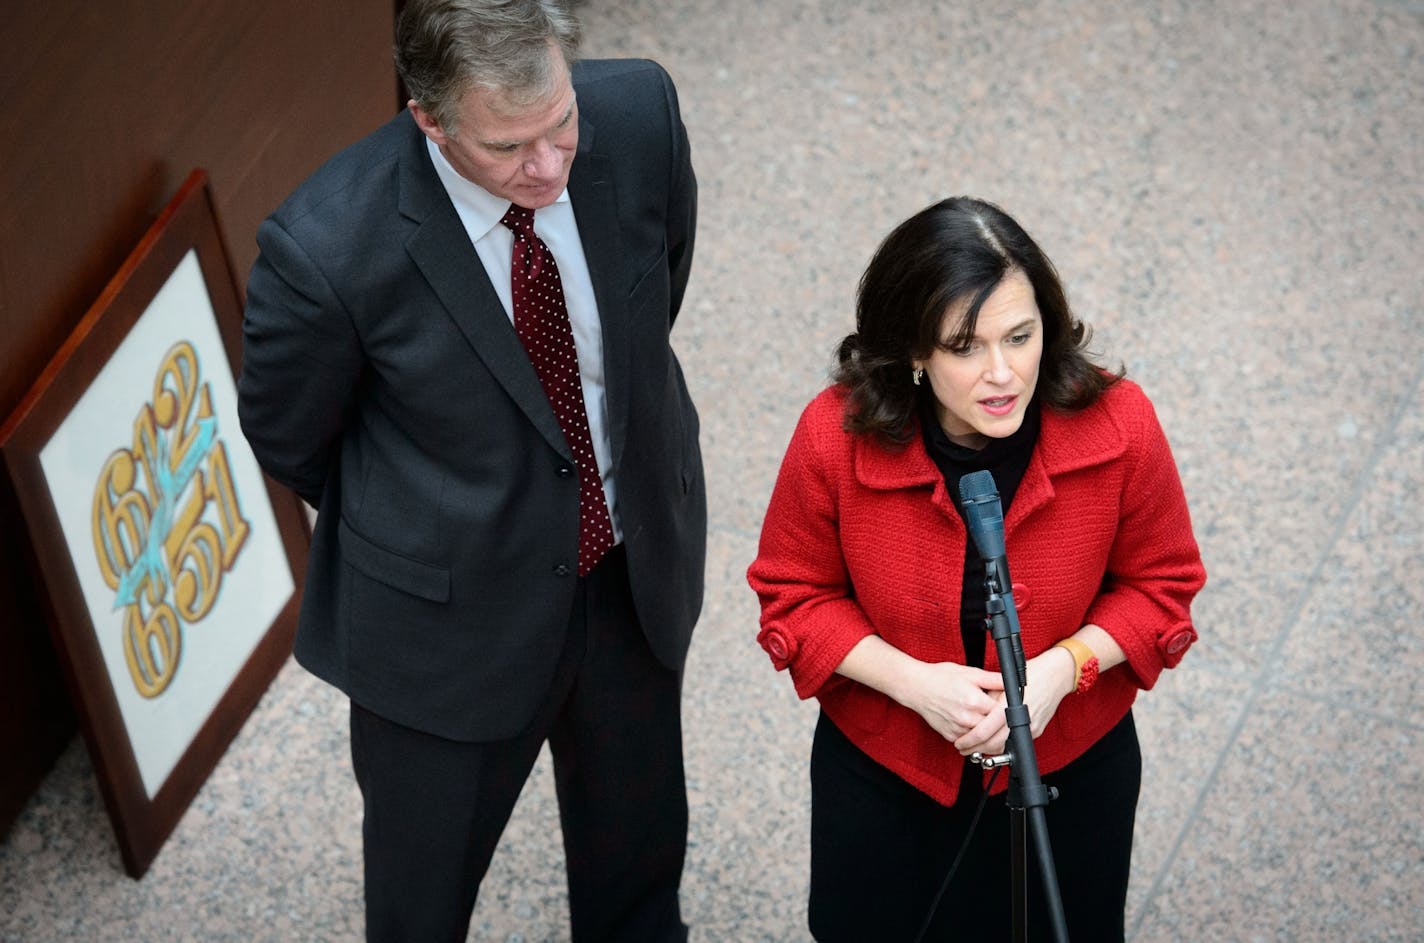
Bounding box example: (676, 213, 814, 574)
(481, 99, 577, 150)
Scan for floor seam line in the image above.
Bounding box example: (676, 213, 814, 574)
(1128, 363, 1424, 939)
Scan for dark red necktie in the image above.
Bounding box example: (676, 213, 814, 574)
(501, 203, 614, 576)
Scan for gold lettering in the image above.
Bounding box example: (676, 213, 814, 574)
(94, 340, 254, 698)
(152, 341, 210, 478)
(204, 441, 251, 568)
(91, 450, 151, 591)
(122, 595, 182, 698)
(164, 477, 222, 622)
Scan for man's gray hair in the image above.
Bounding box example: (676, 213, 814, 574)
(396, 0, 582, 132)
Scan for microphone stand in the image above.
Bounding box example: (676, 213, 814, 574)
(970, 558, 1070, 943)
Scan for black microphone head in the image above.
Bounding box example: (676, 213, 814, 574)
(958, 470, 1006, 561)
(958, 469, 998, 506)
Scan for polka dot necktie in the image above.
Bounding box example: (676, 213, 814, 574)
(501, 203, 614, 576)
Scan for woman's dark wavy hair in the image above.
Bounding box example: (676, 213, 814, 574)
(834, 196, 1122, 443)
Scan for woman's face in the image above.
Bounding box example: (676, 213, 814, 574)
(915, 269, 1044, 448)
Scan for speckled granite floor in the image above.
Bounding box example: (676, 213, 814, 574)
(3, 1, 1422, 940)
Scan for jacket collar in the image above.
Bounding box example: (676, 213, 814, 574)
(854, 394, 1128, 526)
(564, 114, 633, 472)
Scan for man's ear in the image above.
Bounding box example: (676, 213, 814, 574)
(408, 100, 449, 147)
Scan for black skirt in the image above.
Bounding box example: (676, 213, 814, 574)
(808, 709, 1141, 942)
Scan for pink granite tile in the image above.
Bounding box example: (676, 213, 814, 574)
(1277, 384, 1424, 715)
(1132, 686, 1424, 942)
(4, 1, 1422, 941)
(1128, 666, 1257, 931)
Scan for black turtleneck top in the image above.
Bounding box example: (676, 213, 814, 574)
(916, 389, 1042, 670)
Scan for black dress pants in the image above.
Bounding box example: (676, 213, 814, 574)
(808, 710, 1141, 943)
(349, 547, 689, 943)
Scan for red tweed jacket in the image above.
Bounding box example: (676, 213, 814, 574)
(747, 380, 1206, 805)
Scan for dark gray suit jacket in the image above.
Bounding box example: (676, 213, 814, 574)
(238, 59, 705, 742)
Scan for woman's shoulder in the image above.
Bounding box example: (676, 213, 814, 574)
(1094, 376, 1154, 415)
(781, 385, 866, 470)
(796, 384, 853, 430)
(1040, 377, 1165, 465)
(1058, 376, 1157, 423)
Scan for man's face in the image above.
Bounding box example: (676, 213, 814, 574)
(411, 46, 578, 209)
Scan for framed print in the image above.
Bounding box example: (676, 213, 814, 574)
(0, 170, 309, 878)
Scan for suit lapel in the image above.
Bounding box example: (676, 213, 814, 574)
(396, 117, 572, 462)
(568, 123, 631, 471)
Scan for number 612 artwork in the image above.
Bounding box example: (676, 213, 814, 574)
(93, 337, 254, 699)
(0, 171, 309, 878)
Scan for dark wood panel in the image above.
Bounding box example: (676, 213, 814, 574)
(0, 0, 396, 839)
(0, 2, 397, 412)
(0, 463, 76, 840)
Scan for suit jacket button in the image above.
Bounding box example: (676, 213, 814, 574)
(554, 564, 571, 577)
(557, 465, 573, 478)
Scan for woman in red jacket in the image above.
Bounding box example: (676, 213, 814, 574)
(748, 197, 1205, 942)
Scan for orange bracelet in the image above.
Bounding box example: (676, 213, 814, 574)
(1053, 638, 1099, 693)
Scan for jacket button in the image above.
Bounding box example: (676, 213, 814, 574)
(1164, 629, 1194, 654)
(557, 465, 573, 478)
(1011, 582, 1032, 610)
(554, 564, 571, 577)
(763, 630, 793, 661)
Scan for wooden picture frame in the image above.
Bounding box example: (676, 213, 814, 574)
(0, 170, 309, 878)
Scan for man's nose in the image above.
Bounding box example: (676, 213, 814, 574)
(524, 138, 562, 179)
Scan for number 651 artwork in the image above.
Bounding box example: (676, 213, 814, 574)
(0, 170, 310, 878)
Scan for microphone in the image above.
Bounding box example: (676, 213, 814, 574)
(958, 469, 1026, 687)
(958, 469, 1007, 593)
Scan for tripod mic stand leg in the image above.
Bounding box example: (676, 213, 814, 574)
(1011, 802, 1026, 943)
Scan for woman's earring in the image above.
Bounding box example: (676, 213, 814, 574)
(912, 366, 924, 386)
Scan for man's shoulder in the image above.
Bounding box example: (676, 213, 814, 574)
(269, 111, 415, 227)
(572, 57, 671, 89)
(571, 58, 676, 117)
(570, 58, 686, 181)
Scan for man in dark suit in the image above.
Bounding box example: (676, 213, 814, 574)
(237, 1, 704, 939)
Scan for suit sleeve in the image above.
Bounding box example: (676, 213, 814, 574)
(658, 66, 697, 327)
(237, 217, 364, 507)
(1084, 393, 1207, 689)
